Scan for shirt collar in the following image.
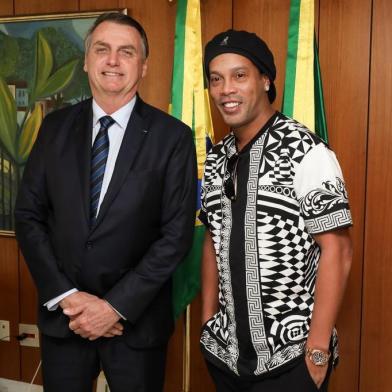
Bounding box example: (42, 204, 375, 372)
(92, 96, 137, 130)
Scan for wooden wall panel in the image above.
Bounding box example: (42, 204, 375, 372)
(201, 0, 233, 143)
(233, 0, 291, 111)
(121, 0, 177, 112)
(0, 237, 20, 380)
(14, 0, 78, 15)
(0, 0, 14, 16)
(164, 318, 184, 392)
(360, 0, 392, 390)
(80, 0, 119, 12)
(319, 0, 371, 390)
(18, 254, 37, 324)
(19, 253, 42, 384)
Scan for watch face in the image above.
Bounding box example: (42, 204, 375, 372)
(311, 350, 329, 366)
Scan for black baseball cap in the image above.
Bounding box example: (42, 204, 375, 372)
(204, 29, 276, 103)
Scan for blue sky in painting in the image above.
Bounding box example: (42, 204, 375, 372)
(0, 17, 93, 51)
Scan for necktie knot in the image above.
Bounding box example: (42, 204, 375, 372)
(99, 115, 115, 130)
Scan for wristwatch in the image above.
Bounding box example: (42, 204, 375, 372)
(305, 347, 331, 366)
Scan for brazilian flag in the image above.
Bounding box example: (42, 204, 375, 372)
(170, 0, 214, 319)
(282, 0, 328, 142)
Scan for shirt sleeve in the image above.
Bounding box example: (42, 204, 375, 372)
(293, 143, 353, 234)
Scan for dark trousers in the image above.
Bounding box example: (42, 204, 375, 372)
(206, 358, 332, 392)
(41, 334, 167, 392)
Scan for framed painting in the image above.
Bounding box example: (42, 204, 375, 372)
(0, 9, 127, 235)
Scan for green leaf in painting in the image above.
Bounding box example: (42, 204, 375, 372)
(0, 77, 17, 160)
(37, 58, 79, 99)
(31, 31, 53, 102)
(18, 102, 42, 163)
(0, 33, 19, 79)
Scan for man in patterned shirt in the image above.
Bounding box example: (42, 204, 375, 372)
(199, 29, 353, 392)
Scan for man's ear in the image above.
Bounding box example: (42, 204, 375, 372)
(142, 59, 148, 78)
(261, 74, 270, 92)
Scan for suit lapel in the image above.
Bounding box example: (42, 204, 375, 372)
(74, 101, 93, 226)
(91, 97, 149, 231)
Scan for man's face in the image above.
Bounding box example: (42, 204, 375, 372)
(208, 53, 269, 132)
(84, 21, 147, 105)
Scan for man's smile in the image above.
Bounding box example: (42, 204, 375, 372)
(220, 100, 242, 113)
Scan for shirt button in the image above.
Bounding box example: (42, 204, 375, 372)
(86, 241, 93, 250)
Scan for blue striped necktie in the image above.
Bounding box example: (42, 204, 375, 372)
(90, 115, 115, 225)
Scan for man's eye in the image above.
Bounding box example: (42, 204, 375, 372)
(236, 72, 246, 79)
(210, 75, 221, 83)
(95, 47, 108, 54)
(120, 49, 133, 57)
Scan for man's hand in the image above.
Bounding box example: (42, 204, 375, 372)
(62, 294, 122, 340)
(103, 322, 124, 338)
(59, 291, 96, 313)
(304, 356, 328, 388)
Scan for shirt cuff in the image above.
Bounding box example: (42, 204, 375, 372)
(44, 288, 78, 311)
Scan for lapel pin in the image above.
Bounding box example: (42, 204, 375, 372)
(142, 129, 148, 134)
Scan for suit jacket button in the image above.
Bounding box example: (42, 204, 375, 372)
(86, 241, 93, 250)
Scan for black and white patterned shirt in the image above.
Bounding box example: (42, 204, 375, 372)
(199, 112, 352, 379)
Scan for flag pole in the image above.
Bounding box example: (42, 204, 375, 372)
(182, 305, 191, 392)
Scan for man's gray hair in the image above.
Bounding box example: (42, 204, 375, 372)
(84, 12, 149, 60)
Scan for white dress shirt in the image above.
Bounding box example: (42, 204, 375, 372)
(44, 97, 136, 313)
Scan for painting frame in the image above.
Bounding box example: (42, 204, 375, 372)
(0, 8, 127, 236)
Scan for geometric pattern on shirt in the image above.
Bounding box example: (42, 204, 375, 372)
(201, 185, 231, 348)
(207, 308, 229, 344)
(269, 314, 310, 347)
(305, 209, 353, 234)
(331, 328, 339, 365)
(270, 147, 295, 186)
(299, 176, 352, 234)
(200, 113, 352, 377)
(90, 115, 115, 224)
(215, 189, 240, 374)
(200, 135, 240, 375)
(267, 341, 307, 370)
(260, 116, 317, 175)
(245, 132, 271, 375)
(255, 120, 320, 371)
(201, 328, 240, 376)
(256, 211, 315, 320)
(300, 177, 350, 218)
(254, 191, 319, 373)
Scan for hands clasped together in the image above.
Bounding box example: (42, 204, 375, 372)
(60, 292, 123, 340)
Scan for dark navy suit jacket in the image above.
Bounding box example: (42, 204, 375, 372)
(15, 96, 197, 348)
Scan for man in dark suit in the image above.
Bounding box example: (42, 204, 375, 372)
(14, 12, 196, 392)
